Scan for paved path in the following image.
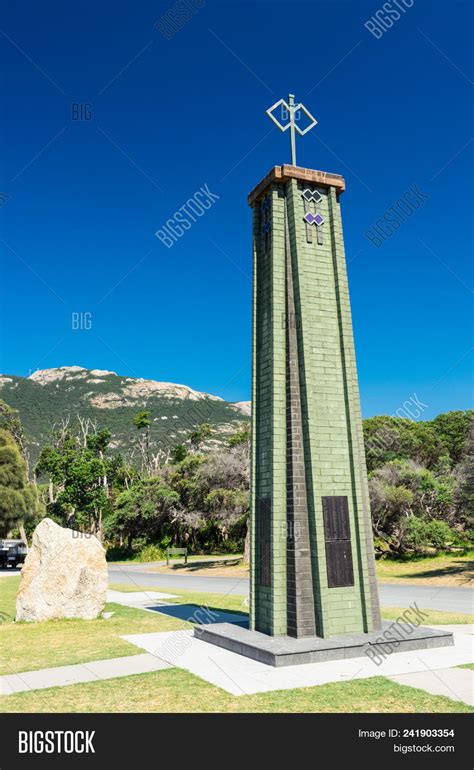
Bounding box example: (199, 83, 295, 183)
(123, 626, 474, 699)
(109, 565, 473, 613)
(388, 667, 474, 707)
(1, 654, 170, 696)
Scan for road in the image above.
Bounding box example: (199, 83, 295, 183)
(108, 565, 473, 614)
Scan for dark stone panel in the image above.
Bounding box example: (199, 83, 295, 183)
(325, 541, 355, 588)
(322, 495, 355, 588)
(322, 496, 351, 541)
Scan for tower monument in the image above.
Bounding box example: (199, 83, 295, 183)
(249, 94, 380, 639)
(195, 96, 453, 664)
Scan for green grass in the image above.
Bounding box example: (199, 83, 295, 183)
(1, 668, 471, 714)
(376, 550, 473, 585)
(1, 577, 472, 714)
(381, 607, 473, 625)
(0, 579, 248, 677)
(0, 576, 19, 623)
(458, 663, 474, 670)
(0, 577, 189, 676)
(2, 577, 471, 680)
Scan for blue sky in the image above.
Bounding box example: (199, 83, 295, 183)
(0, 0, 472, 417)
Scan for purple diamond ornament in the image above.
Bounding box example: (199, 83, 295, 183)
(303, 211, 324, 227)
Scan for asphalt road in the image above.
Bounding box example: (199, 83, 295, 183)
(108, 565, 473, 614)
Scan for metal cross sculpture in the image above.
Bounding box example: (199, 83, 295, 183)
(266, 93, 317, 166)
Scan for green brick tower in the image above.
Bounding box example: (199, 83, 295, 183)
(249, 163, 381, 639)
(195, 97, 453, 662)
(195, 97, 453, 664)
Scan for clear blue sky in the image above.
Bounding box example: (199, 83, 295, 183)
(0, 0, 472, 417)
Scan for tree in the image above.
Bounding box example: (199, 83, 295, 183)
(431, 411, 474, 465)
(227, 426, 251, 560)
(171, 444, 187, 464)
(106, 479, 179, 549)
(368, 459, 459, 555)
(0, 400, 26, 456)
(189, 423, 212, 452)
(455, 419, 474, 528)
(0, 429, 40, 537)
(205, 487, 248, 543)
(133, 411, 152, 473)
(229, 423, 250, 448)
(35, 425, 115, 540)
(363, 416, 447, 471)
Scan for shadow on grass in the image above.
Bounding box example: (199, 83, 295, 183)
(148, 602, 249, 627)
(165, 558, 244, 573)
(386, 559, 473, 585)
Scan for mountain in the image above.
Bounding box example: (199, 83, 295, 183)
(0, 367, 250, 463)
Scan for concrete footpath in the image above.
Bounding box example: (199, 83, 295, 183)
(122, 626, 474, 698)
(1, 654, 170, 696)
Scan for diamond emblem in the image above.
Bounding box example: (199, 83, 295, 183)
(266, 98, 292, 132)
(302, 188, 322, 203)
(266, 99, 318, 136)
(304, 212, 324, 227)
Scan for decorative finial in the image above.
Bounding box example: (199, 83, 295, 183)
(266, 93, 318, 166)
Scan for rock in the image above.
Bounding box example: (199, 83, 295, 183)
(16, 518, 108, 622)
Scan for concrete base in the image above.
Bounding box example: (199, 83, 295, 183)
(194, 621, 454, 667)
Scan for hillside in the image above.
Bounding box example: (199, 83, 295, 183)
(0, 367, 250, 463)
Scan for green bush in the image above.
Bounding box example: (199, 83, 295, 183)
(425, 520, 452, 550)
(137, 544, 166, 563)
(403, 517, 454, 554)
(105, 545, 135, 562)
(452, 529, 474, 547)
(404, 517, 429, 553)
(158, 535, 172, 551)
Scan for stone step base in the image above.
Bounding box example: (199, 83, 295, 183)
(194, 621, 454, 667)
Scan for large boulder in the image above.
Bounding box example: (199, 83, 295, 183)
(16, 518, 108, 622)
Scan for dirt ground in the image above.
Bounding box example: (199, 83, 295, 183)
(148, 557, 249, 578)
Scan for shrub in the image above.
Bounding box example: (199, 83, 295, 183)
(404, 517, 429, 554)
(137, 544, 166, 562)
(425, 520, 452, 550)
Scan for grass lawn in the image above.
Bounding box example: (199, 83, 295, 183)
(0, 579, 249, 676)
(1, 668, 471, 714)
(2, 577, 471, 679)
(459, 663, 474, 670)
(0, 577, 189, 676)
(381, 607, 473, 625)
(1, 577, 472, 713)
(375, 550, 473, 587)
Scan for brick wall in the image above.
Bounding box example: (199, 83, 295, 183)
(250, 169, 381, 638)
